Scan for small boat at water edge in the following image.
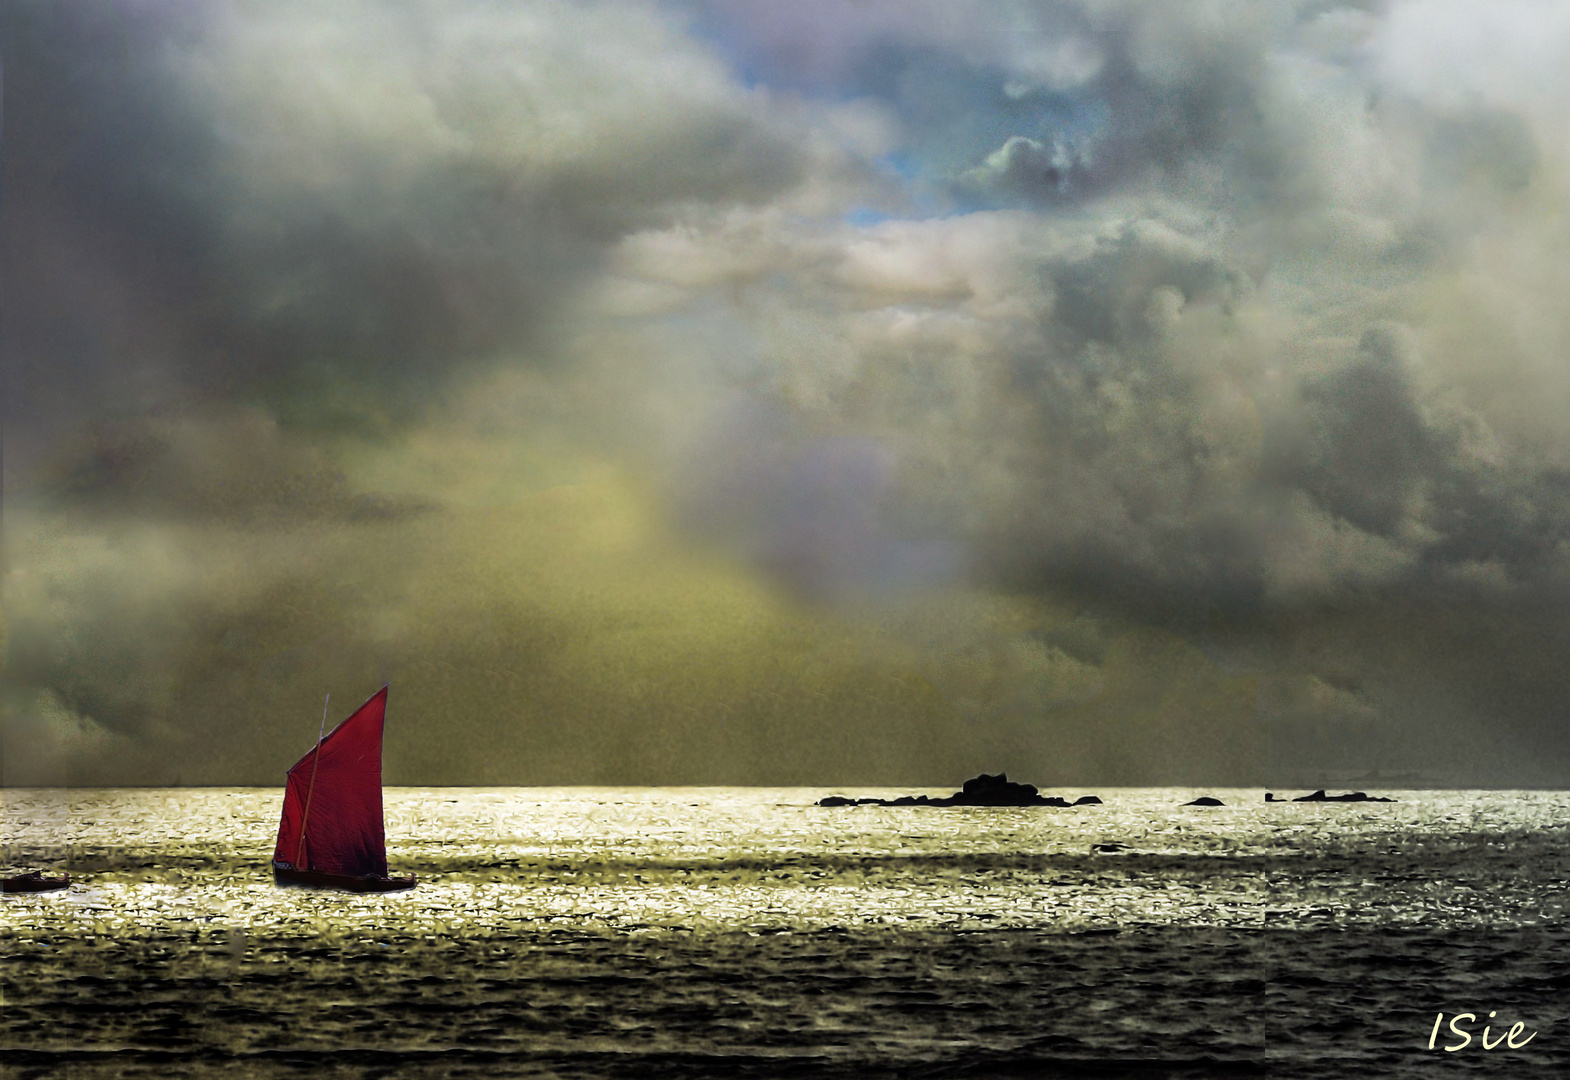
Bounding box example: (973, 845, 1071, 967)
(2, 870, 70, 893)
(271, 685, 416, 892)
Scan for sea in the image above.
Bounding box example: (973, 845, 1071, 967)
(3, 786, 1568, 1079)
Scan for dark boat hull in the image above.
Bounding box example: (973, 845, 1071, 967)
(272, 862, 416, 892)
(3, 872, 70, 893)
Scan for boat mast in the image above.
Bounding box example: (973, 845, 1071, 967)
(293, 693, 329, 868)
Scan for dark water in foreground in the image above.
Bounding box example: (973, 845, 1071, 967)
(4, 787, 1569, 1078)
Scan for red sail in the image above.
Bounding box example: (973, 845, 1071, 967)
(273, 687, 390, 878)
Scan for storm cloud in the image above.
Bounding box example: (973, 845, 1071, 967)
(7, 0, 1570, 786)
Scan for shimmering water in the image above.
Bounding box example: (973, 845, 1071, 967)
(4, 787, 1569, 1078)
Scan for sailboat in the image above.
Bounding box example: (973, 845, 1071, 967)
(271, 685, 416, 892)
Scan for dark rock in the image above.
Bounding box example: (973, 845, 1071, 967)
(1, 870, 70, 893)
(1073, 795, 1103, 805)
(1265, 793, 1278, 802)
(959, 773, 1027, 798)
(1291, 789, 1395, 803)
(818, 772, 1095, 808)
(1091, 842, 1129, 853)
(1184, 796, 1224, 806)
(952, 773, 1050, 806)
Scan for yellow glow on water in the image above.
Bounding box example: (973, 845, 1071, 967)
(6, 787, 1570, 938)
(6, 788, 1570, 1076)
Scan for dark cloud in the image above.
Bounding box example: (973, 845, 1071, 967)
(1426, 109, 1539, 194)
(958, 135, 1100, 206)
(10, 0, 1570, 786)
(33, 405, 436, 524)
(637, 0, 1570, 784)
(676, 402, 960, 602)
(1279, 326, 1440, 538)
(1, 0, 824, 481)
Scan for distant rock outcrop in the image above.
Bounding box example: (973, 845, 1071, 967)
(1290, 789, 1396, 803)
(817, 772, 1097, 808)
(1, 870, 70, 893)
(952, 773, 1055, 806)
(1184, 796, 1224, 806)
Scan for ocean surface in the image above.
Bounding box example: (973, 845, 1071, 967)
(4, 786, 1569, 1079)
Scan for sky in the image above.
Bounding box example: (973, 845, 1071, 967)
(6, 0, 1570, 787)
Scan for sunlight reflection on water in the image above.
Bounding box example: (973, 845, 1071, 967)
(6, 786, 1570, 934)
(6, 787, 1570, 1078)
